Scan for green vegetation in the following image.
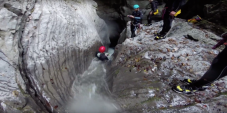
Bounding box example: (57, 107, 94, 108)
(115, 70, 120, 75)
(18, 84, 26, 95)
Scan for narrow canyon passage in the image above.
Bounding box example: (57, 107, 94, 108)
(67, 48, 120, 113)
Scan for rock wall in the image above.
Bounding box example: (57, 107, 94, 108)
(110, 19, 227, 113)
(0, 0, 109, 112)
(93, 0, 163, 47)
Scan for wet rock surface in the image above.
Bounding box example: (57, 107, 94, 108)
(0, 0, 227, 112)
(111, 19, 227, 112)
(0, 0, 109, 112)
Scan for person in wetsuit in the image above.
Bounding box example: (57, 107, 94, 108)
(172, 32, 227, 94)
(96, 46, 109, 61)
(146, 0, 158, 26)
(96, 52, 109, 61)
(155, 0, 187, 40)
(127, 4, 143, 38)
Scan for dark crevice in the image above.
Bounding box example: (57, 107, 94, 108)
(3, 3, 23, 16)
(94, 0, 128, 47)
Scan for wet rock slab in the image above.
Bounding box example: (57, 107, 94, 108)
(111, 19, 227, 112)
(0, 0, 110, 112)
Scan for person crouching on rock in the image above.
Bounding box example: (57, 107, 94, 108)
(155, 0, 187, 40)
(96, 46, 109, 61)
(172, 32, 227, 95)
(127, 4, 143, 38)
(146, 0, 158, 26)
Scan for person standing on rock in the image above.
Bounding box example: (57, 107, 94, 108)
(155, 0, 187, 40)
(172, 32, 227, 95)
(127, 4, 143, 38)
(146, 0, 158, 26)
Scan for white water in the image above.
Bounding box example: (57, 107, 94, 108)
(68, 48, 119, 113)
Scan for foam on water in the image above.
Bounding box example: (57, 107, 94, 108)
(68, 48, 119, 113)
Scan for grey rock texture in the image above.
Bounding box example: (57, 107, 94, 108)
(110, 19, 227, 112)
(0, 0, 109, 112)
(93, 0, 163, 46)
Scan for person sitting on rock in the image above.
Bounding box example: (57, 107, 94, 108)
(127, 4, 143, 38)
(172, 32, 227, 95)
(146, 0, 158, 26)
(155, 0, 187, 40)
(96, 46, 109, 61)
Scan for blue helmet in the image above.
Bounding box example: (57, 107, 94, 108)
(133, 4, 139, 9)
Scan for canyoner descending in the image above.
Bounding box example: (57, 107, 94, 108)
(68, 47, 119, 113)
(96, 46, 110, 61)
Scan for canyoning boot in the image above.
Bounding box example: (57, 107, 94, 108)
(181, 79, 213, 89)
(181, 79, 197, 84)
(172, 85, 199, 95)
(154, 34, 166, 40)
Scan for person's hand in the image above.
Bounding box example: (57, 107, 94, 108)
(149, 11, 153, 15)
(127, 15, 134, 18)
(169, 11, 176, 16)
(105, 53, 109, 56)
(130, 15, 134, 18)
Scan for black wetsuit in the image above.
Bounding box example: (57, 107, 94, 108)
(147, 0, 158, 24)
(96, 52, 109, 61)
(160, 0, 187, 36)
(191, 46, 227, 88)
(131, 10, 143, 37)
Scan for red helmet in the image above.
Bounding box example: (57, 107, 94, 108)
(99, 46, 106, 53)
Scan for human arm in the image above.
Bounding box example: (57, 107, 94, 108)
(105, 53, 109, 56)
(134, 11, 143, 19)
(169, 0, 187, 16)
(128, 11, 142, 19)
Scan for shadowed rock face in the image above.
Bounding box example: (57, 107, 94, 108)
(0, 0, 109, 112)
(93, 0, 163, 47)
(110, 19, 227, 112)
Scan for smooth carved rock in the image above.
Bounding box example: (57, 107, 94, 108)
(0, 0, 110, 112)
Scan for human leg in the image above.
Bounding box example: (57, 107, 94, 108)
(131, 24, 136, 38)
(191, 46, 227, 87)
(147, 12, 153, 25)
(160, 13, 173, 35)
(173, 46, 227, 94)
